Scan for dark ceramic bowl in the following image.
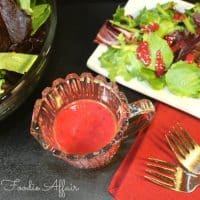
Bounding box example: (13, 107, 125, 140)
(0, 0, 57, 121)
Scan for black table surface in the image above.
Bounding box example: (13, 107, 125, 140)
(0, 0, 196, 199)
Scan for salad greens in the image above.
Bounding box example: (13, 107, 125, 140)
(139, 68, 166, 90)
(111, 6, 139, 35)
(97, 2, 200, 98)
(100, 46, 139, 81)
(0, 0, 51, 96)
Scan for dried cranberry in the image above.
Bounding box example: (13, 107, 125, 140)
(173, 12, 186, 21)
(155, 50, 166, 77)
(141, 23, 160, 33)
(185, 53, 195, 64)
(136, 41, 151, 66)
(151, 23, 160, 31)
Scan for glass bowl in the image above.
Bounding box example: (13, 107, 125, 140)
(0, 0, 57, 121)
(31, 73, 155, 169)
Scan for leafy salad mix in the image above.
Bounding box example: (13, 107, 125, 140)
(95, 2, 200, 98)
(0, 0, 51, 96)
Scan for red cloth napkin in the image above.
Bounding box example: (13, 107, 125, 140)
(108, 103, 200, 200)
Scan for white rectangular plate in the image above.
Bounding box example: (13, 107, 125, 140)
(87, 0, 200, 119)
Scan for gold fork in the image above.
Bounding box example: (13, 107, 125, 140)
(144, 157, 200, 192)
(165, 123, 200, 175)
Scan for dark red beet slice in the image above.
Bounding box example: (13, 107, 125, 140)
(94, 20, 135, 46)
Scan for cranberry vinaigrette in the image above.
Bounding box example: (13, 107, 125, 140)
(53, 99, 118, 155)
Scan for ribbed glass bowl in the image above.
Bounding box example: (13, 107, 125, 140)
(0, 0, 57, 121)
(30, 73, 155, 169)
(31, 73, 130, 169)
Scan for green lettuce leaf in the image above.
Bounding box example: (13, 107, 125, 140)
(0, 70, 6, 94)
(99, 44, 141, 81)
(0, 79, 5, 94)
(17, 0, 33, 14)
(139, 67, 166, 90)
(112, 7, 136, 28)
(183, 3, 200, 33)
(183, 16, 196, 33)
(110, 7, 139, 35)
(31, 0, 37, 8)
(156, 2, 175, 18)
(0, 70, 5, 79)
(166, 61, 200, 97)
(136, 2, 175, 26)
(31, 4, 51, 35)
(0, 53, 38, 74)
(136, 7, 161, 26)
(156, 20, 183, 38)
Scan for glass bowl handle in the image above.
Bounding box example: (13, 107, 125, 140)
(125, 99, 155, 138)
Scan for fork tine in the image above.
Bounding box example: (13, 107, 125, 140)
(144, 175, 174, 190)
(170, 130, 188, 156)
(145, 169, 175, 184)
(165, 134, 185, 161)
(148, 157, 176, 168)
(177, 123, 196, 148)
(173, 126, 191, 152)
(147, 163, 175, 175)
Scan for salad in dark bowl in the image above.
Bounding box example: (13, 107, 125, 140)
(0, 0, 56, 121)
(95, 2, 200, 98)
